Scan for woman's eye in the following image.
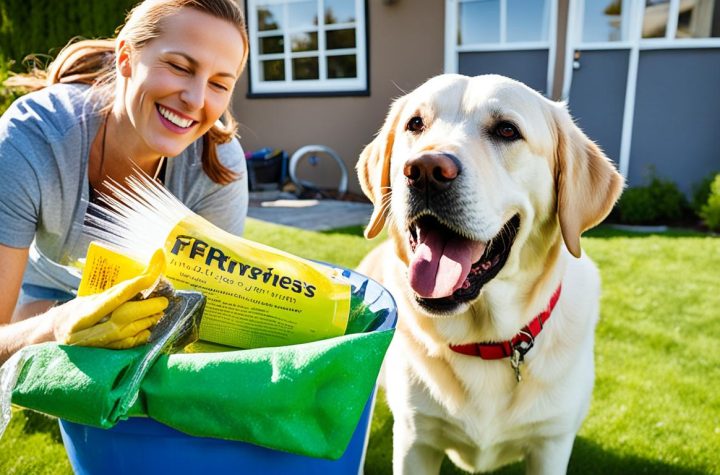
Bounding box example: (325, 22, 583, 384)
(210, 82, 229, 92)
(406, 116, 424, 133)
(169, 63, 189, 73)
(494, 122, 521, 141)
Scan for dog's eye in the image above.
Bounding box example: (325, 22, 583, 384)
(406, 116, 425, 134)
(494, 122, 521, 141)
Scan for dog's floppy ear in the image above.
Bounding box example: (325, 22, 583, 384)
(553, 104, 625, 257)
(357, 96, 407, 239)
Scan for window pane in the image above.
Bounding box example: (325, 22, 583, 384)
(260, 35, 284, 54)
(643, 0, 668, 38)
(676, 0, 719, 38)
(583, 0, 624, 42)
(458, 0, 500, 45)
(261, 60, 284, 81)
(325, 0, 355, 24)
(327, 54, 357, 78)
(291, 32, 318, 52)
(326, 28, 356, 49)
(289, 1, 318, 29)
(507, 0, 548, 42)
(292, 57, 319, 80)
(257, 5, 283, 31)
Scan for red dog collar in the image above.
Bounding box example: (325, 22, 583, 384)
(449, 285, 562, 363)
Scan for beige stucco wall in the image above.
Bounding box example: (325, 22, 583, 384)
(231, 0, 445, 195)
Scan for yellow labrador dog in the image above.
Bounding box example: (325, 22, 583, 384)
(357, 74, 623, 474)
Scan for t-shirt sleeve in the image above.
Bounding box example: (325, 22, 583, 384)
(191, 137, 249, 236)
(0, 136, 41, 248)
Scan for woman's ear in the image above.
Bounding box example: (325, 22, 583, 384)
(116, 40, 133, 78)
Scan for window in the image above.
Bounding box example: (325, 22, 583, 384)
(456, 0, 551, 46)
(643, 0, 720, 39)
(581, 0, 631, 43)
(247, 0, 368, 96)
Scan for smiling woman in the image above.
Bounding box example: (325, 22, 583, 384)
(0, 0, 250, 363)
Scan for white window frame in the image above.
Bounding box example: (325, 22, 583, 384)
(564, 0, 720, 178)
(444, 0, 557, 95)
(247, 0, 368, 96)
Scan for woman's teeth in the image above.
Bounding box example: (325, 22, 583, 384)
(158, 105, 193, 128)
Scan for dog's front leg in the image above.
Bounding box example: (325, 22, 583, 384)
(524, 433, 576, 475)
(392, 419, 445, 475)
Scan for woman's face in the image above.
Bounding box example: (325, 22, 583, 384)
(118, 8, 245, 158)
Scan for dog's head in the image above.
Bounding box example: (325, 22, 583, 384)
(358, 74, 623, 315)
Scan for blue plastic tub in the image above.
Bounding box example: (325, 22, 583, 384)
(59, 389, 376, 475)
(58, 267, 396, 474)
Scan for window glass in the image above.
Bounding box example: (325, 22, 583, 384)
(260, 36, 284, 54)
(288, 1, 318, 29)
(291, 32, 318, 52)
(261, 60, 285, 81)
(326, 28, 356, 49)
(458, 0, 500, 45)
(642, 0, 668, 38)
(292, 57, 319, 80)
(583, 0, 625, 42)
(676, 0, 719, 38)
(258, 5, 283, 31)
(250, 0, 366, 93)
(507, 0, 548, 42)
(325, 0, 355, 24)
(327, 54, 357, 78)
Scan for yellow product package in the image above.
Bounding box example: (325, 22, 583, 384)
(83, 175, 351, 349)
(163, 214, 350, 348)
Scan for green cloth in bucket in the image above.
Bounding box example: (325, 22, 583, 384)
(133, 330, 393, 459)
(11, 343, 149, 428)
(10, 329, 394, 459)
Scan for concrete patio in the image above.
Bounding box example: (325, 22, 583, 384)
(247, 191, 373, 231)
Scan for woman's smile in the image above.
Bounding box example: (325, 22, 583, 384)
(156, 104, 197, 133)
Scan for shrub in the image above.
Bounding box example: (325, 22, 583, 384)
(0, 0, 137, 72)
(616, 176, 688, 225)
(0, 57, 22, 115)
(691, 172, 719, 216)
(699, 174, 720, 231)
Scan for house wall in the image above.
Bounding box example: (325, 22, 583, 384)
(567, 49, 629, 166)
(232, 0, 445, 195)
(629, 48, 720, 193)
(458, 50, 550, 96)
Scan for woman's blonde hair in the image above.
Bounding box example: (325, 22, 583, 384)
(6, 0, 249, 185)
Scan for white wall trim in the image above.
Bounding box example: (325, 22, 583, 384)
(456, 42, 551, 52)
(561, 0, 579, 100)
(546, 0, 558, 97)
(618, 0, 645, 179)
(444, 0, 458, 73)
(666, 0, 681, 40)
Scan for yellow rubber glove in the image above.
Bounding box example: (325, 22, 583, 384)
(55, 249, 168, 349)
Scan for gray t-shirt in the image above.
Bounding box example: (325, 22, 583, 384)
(0, 83, 248, 296)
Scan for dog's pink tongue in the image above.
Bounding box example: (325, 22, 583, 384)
(409, 228, 486, 298)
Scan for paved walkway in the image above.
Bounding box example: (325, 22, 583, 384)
(247, 191, 373, 231)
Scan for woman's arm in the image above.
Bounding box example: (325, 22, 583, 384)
(0, 244, 56, 364)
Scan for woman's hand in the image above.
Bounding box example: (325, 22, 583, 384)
(52, 249, 167, 349)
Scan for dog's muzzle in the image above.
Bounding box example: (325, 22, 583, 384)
(404, 152, 462, 195)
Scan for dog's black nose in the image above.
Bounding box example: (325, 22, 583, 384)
(403, 152, 461, 192)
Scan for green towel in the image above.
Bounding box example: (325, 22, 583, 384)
(11, 343, 148, 428)
(10, 329, 394, 459)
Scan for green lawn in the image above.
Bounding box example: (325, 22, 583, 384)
(1, 220, 718, 474)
